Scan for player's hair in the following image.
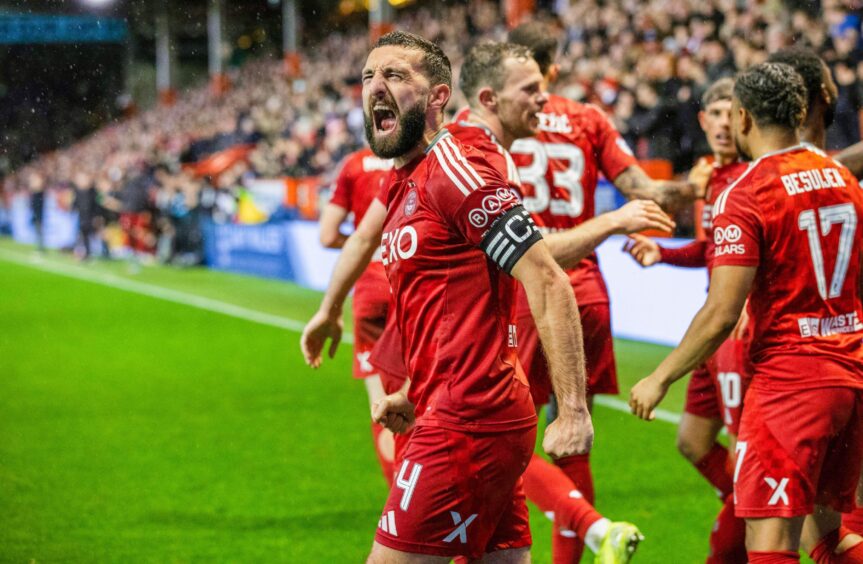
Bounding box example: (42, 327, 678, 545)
(701, 77, 734, 108)
(508, 21, 559, 76)
(734, 62, 807, 130)
(374, 31, 452, 89)
(459, 42, 534, 106)
(766, 47, 824, 111)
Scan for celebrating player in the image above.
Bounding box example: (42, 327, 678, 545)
(507, 21, 691, 563)
(301, 31, 593, 563)
(318, 147, 395, 484)
(624, 78, 750, 563)
(629, 62, 863, 562)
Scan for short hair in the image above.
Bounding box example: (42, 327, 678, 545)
(766, 47, 825, 111)
(734, 62, 807, 130)
(508, 21, 559, 75)
(374, 31, 452, 89)
(459, 42, 535, 105)
(701, 77, 734, 108)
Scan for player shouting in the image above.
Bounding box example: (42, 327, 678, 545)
(629, 62, 863, 563)
(302, 32, 593, 563)
(624, 78, 750, 563)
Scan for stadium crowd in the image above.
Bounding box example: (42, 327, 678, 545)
(3, 0, 863, 259)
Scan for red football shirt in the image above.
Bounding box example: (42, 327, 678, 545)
(510, 94, 638, 304)
(329, 148, 393, 317)
(712, 143, 863, 390)
(378, 129, 540, 433)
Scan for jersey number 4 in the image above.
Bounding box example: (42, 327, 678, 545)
(511, 139, 585, 217)
(797, 203, 858, 300)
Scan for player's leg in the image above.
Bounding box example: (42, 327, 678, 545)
(803, 505, 863, 563)
(471, 547, 531, 563)
(745, 516, 805, 560)
(367, 542, 450, 564)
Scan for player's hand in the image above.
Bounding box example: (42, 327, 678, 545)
(611, 200, 676, 235)
(372, 391, 415, 434)
(543, 408, 594, 458)
(687, 157, 714, 199)
(623, 233, 662, 267)
(629, 375, 670, 421)
(300, 310, 343, 368)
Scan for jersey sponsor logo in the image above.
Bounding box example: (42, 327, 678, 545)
(715, 243, 746, 256)
(496, 187, 516, 202)
(468, 208, 489, 229)
(537, 112, 573, 134)
(714, 224, 742, 244)
(797, 311, 863, 338)
(482, 195, 503, 214)
(377, 510, 398, 536)
(764, 477, 790, 506)
(362, 155, 394, 172)
(381, 226, 419, 266)
(442, 511, 478, 544)
(780, 167, 846, 196)
(404, 189, 418, 216)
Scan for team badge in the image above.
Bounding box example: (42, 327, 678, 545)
(404, 189, 418, 216)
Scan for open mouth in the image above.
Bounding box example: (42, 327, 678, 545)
(715, 132, 731, 144)
(373, 105, 398, 134)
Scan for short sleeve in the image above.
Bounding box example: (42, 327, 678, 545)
(591, 106, 638, 181)
(328, 155, 355, 209)
(428, 140, 542, 273)
(711, 185, 762, 267)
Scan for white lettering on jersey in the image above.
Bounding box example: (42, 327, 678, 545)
(508, 324, 518, 347)
(442, 512, 478, 544)
(765, 477, 790, 506)
(715, 244, 746, 256)
(363, 156, 394, 172)
(780, 168, 846, 196)
(357, 351, 373, 373)
(381, 226, 418, 266)
(798, 311, 863, 337)
(537, 112, 573, 134)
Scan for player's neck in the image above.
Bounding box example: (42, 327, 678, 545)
(712, 152, 736, 166)
(393, 126, 446, 169)
(800, 119, 827, 151)
(748, 128, 801, 160)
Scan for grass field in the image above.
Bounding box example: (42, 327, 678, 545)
(0, 238, 741, 563)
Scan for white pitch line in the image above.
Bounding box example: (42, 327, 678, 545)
(0, 248, 354, 344)
(0, 246, 688, 425)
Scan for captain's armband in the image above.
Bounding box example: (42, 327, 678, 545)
(479, 205, 543, 273)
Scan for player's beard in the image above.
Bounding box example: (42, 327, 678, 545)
(365, 102, 427, 159)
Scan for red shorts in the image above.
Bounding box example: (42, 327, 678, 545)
(375, 425, 535, 560)
(684, 337, 753, 435)
(352, 310, 386, 379)
(734, 386, 863, 518)
(517, 299, 618, 405)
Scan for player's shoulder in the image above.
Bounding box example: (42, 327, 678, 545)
(445, 121, 499, 153)
(426, 129, 505, 199)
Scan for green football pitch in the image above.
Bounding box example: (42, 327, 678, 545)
(0, 238, 763, 563)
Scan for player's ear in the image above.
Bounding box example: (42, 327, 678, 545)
(427, 83, 451, 113)
(739, 107, 752, 135)
(477, 86, 497, 111)
(547, 63, 560, 85)
(697, 110, 707, 131)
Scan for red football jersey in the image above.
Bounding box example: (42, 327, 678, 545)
(378, 129, 540, 433)
(445, 120, 522, 190)
(510, 94, 638, 304)
(712, 143, 863, 390)
(329, 148, 393, 317)
(702, 160, 750, 273)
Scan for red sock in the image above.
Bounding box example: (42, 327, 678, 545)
(555, 453, 595, 504)
(811, 529, 842, 564)
(694, 443, 734, 500)
(844, 507, 863, 535)
(370, 422, 394, 487)
(553, 453, 597, 563)
(522, 454, 602, 563)
(747, 551, 800, 563)
(707, 495, 747, 564)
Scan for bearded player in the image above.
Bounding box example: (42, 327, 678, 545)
(302, 31, 594, 563)
(506, 21, 701, 563)
(319, 148, 395, 484)
(624, 78, 750, 563)
(630, 62, 863, 563)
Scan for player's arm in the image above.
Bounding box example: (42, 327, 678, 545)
(510, 239, 594, 457)
(318, 203, 349, 248)
(613, 165, 703, 212)
(300, 198, 386, 367)
(543, 199, 675, 269)
(629, 264, 755, 420)
(835, 140, 863, 179)
(623, 235, 707, 268)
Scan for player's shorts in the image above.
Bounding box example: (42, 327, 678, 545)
(734, 385, 863, 518)
(351, 309, 386, 380)
(684, 337, 753, 435)
(375, 425, 535, 560)
(517, 300, 618, 405)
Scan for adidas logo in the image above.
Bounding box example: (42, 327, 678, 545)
(378, 510, 398, 537)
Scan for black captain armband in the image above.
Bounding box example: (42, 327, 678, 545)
(479, 205, 543, 274)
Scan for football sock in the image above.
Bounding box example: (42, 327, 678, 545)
(554, 453, 598, 562)
(747, 550, 800, 563)
(694, 443, 734, 500)
(555, 453, 596, 504)
(522, 454, 602, 562)
(811, 529, 841, 564)
(584, 518, 611, 553)
(707, 495, 747, 563)
(370, 422, 394, 487)
(844, 507, 863, 535)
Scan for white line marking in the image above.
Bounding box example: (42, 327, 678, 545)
(0, 249, 354, 344)
(0, 247, 691, 425)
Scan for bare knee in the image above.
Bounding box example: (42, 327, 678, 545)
(472, 547, 531, 563)
(746, 517, 805, 552)
(677, 413, 723, 463)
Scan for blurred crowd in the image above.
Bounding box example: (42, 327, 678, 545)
(3, 0, 863, 259)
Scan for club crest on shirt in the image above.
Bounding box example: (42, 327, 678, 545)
(404, 188, 418, 216)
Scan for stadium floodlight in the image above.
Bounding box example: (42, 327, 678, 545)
(80, 0, 116, 6)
